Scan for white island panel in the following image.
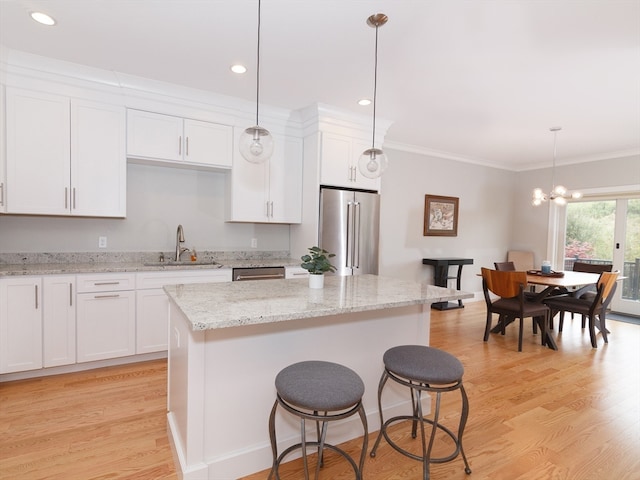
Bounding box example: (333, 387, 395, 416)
(165, 275, 472, 479)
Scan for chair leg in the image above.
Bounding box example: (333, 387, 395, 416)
(518, 317, 524, 352)
(588, 315, 598, 348)
(484, 312, 492, 341)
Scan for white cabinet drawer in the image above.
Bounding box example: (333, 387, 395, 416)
(285, 266, 309, 279)
(76, 273, 136, 293)
(136, 269, 232, 289)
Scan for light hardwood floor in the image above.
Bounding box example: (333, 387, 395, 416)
(1, 302, 639, 480)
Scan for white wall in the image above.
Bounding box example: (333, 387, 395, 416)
(378, 151, 639, 298)
(510, 154, 640, 266)
(0, 163, 291, 253)
(378, 148, 516, 296)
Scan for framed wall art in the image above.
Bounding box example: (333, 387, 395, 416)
(423, 194, 459, 236)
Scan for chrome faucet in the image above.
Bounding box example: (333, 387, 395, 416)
(175, 224, 189, 261)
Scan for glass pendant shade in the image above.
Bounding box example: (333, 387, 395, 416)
(358, 148, 388, 179)
(239, 125, 273, 164)
(358, 13, 388, 180)
(241, 0, 273, 165)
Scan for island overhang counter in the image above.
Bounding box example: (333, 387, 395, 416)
(165, 274, 472, 479)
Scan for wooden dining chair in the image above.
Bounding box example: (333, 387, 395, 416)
(543, 271, 619, 348)
(481, 268, 551, 352)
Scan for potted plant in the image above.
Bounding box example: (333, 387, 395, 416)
(301, 246, 336, 288)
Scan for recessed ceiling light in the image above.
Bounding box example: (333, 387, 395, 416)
(230, 64, 247, 74)
(358, 98, 372, 106)
(30, 11, 56, 26)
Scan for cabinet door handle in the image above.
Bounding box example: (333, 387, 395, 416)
(35, 285, 39, 309)
(265, 201, 269, 217)
(186, 137, 189, 156)
(94, 294, 120, 299)
(94, 281, 120, 286)
(270, 201, 274, 217)
(65, 187, 68, 209)
(69, 283, 73, 306)
(73, 188, 76, 210)
(0, 182, 4, 206)
(178, 136, 182, 155)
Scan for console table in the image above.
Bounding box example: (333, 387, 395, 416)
(422, 257, 474, 310)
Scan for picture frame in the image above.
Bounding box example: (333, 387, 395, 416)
(423, 194, 459, 236)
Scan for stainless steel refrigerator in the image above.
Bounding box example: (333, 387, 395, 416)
(319, 187, 380, 276)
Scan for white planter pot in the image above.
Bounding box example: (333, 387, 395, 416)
(309, 274, 324, 289)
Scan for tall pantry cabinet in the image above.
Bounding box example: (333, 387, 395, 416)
(4, 87, 126, 217)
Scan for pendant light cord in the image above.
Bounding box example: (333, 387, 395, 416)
(371, 24, 379, 149)
(255, 0, 262, 126)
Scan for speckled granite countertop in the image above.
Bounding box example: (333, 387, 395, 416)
(0, 251, 300, 277)
(165, 274, 474, 331)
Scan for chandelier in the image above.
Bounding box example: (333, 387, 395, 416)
(532, 127, 582, 206)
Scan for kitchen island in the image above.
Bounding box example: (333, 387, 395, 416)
(165, 274, 472, 479)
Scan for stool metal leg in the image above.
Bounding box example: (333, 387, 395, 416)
(301, 417, 309, 480)
(458, 384, 472, 474)
(370, 370, 389, 456)
(268, 400, 278, 480)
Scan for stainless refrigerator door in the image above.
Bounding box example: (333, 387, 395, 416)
(353, 190, 380, 275)
(319, 188, 379, 276)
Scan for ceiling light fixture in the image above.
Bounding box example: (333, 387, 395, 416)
(239, 0, 273, 164)
(358, 98, 372, 106)
(230, 64, 247, 74)
(358, 13, 389, 179)
(532, 127, 582, 206)
(30, 11, 56, 26)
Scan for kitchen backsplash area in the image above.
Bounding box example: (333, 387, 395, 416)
(0, 250, 292, 266)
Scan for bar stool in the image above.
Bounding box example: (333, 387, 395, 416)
(370, 345, 471, 479)
(268, 360, 368, 480)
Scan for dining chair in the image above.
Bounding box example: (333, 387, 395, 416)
(560, 262, 614, 324)
(543, 271, 619, 348)
(506, 251, 534, 271)
(481, 267, 550, 352)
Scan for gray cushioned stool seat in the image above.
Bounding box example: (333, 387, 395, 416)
(370, 345, 471, 480)
(268, 360, 368, 480)
(383, 345, 463, 385)
(275, 360, 365, 411)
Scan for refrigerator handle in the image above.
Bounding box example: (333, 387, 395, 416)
(353, 202, 361, 268)
(346, 201, 354, 268)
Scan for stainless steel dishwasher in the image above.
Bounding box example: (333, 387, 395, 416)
(232, 266, 286, 281)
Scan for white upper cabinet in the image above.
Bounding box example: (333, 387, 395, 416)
(4, 87, 126, 217)
(72, 100, 126, 217)
(320, 132, 380, 191)
(126, 109, 232, 170)
(227, 129, 303, 223)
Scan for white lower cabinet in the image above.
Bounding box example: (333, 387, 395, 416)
(0, 277, 42, 374)
(43, 276, 76, 368)
(135, 269, 232, 354)
(76, 273, 136, 363)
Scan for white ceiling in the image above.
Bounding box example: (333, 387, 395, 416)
(1, 0, 639, 171)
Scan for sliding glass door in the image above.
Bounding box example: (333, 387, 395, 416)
(563, 197, 639, 315)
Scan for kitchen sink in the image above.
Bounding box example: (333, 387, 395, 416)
(143, 260, 222, 268)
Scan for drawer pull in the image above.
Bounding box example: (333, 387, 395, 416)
(94, 281, 120, 286)
(94, 294, 120, 299)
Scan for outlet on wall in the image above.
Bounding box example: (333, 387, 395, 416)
(98, 236, 107, 248)
(251, 238, 257, 248)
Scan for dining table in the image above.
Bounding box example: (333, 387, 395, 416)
(489, 270, 602, 350)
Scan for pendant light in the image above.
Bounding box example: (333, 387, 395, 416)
(532, 127, 582, 206)
(358, 13, 388, 179)
(239, 0, 274, 164)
